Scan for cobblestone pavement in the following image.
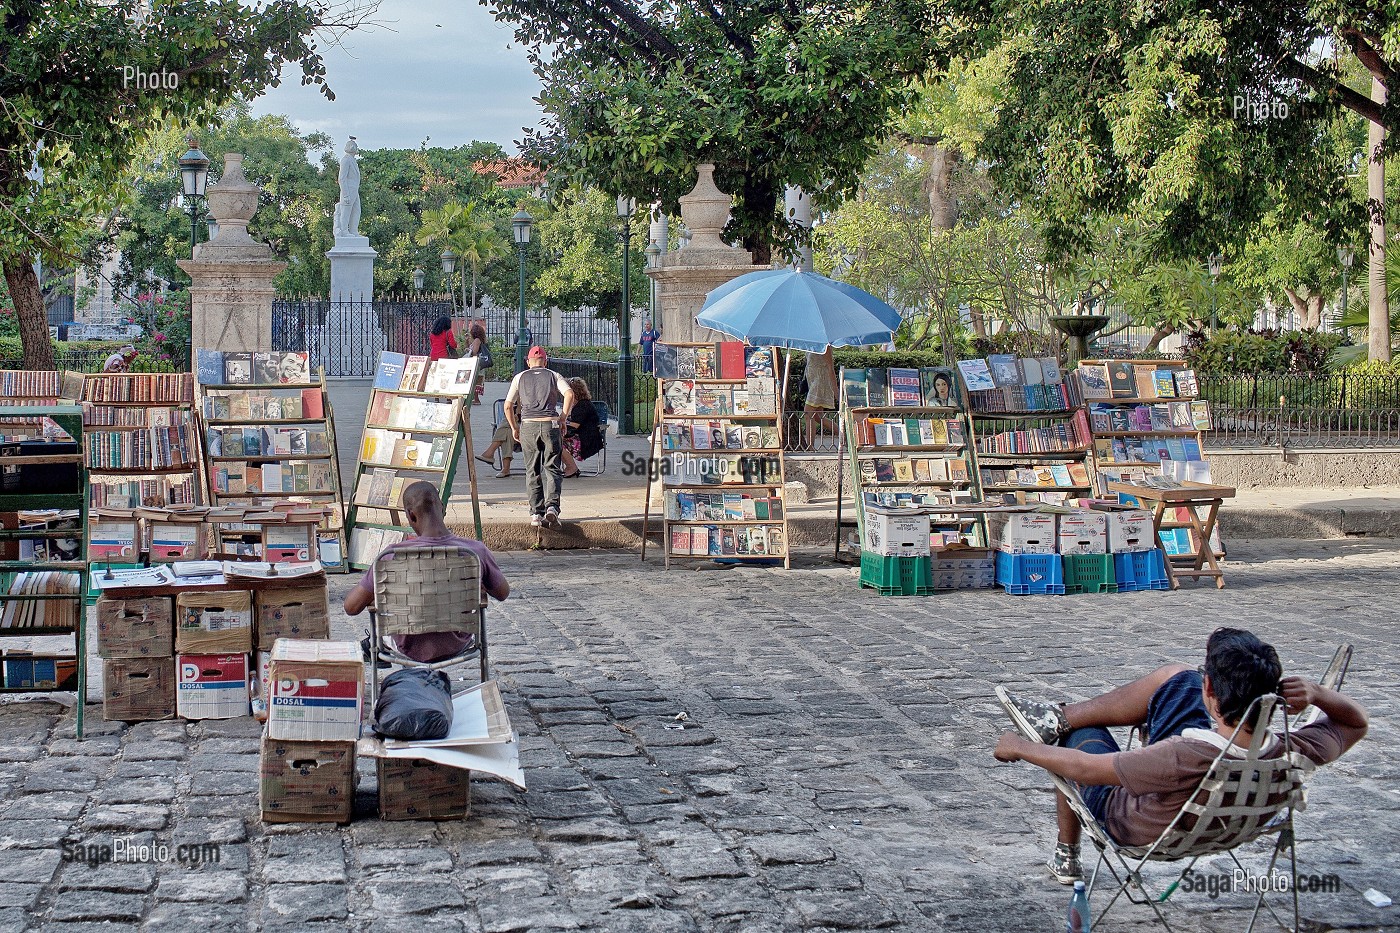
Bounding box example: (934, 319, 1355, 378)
(1, 539, 1397, 932)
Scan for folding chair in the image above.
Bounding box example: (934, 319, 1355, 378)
(489, 398, 522, 473)
(997, 645, 1353, 932)
(572, 400, 610, 477)
(366, 545, 489, 707)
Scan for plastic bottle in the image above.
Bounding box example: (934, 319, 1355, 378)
(1066, 879, 1090, 933)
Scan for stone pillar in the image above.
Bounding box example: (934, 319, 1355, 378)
(178, 153, 286, 352)
(327, 238, 377, 303)
(550, 307, 563, 347)
(646, 163, 765, 343)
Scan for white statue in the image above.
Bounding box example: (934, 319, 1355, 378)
(333, 137, 361, 238)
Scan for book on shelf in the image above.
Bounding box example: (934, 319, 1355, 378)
(399, 355, 429, 392)
(223, 352, 253, 384)
(974, 409, 1093, 454)
(1153, 369, 1178, 397)
(1108, 362, 1136, 398)
(744, 346, 775, 378)
(86, 425, 198, 470)
(842, 369, 869, 408)
(347, 526, 406, 567)
(956, 359, 997, 393)
(0, 370, 61, 399)
(0, 571, 81, 629)
(374, 352, 408, 389)
(865, 369, 888, 406)
(423, 357, 478, 395)
(718, 342, 745, 379)
(1077, 363, 1112, 399)
(920, 367, 961, 408)
(75, 372, 194, 404)
(1175, 369, 1199, 396)
(888, 367, 922, 406)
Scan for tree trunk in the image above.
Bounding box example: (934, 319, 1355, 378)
(1368, 77, 1392, 362)
(739, 174, 777, 266)
(923, 145, 960, 231)
(1306, 295, 1323, 331)
(1282, 286, 1308, 326)
(471, 266, 478, 311)
(1144, 323, 1176, 352)
(2, 256, 56, 370)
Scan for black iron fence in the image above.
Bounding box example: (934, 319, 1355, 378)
(549, 356, 656, 434)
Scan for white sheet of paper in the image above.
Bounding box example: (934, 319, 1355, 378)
(379, 738, 524, 790)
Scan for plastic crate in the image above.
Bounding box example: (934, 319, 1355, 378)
(994, 551, 1065, 595)
(1062, 554, 1117, 594)
(860, 551, 933, 596)
(1113, 549, 1171, 592)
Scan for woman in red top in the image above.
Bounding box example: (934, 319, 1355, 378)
(429, 316, 458, 360)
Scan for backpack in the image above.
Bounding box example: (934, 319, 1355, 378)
(476, 341, 493, 368)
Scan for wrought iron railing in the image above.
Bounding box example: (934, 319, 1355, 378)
(549, 356, 656, 434)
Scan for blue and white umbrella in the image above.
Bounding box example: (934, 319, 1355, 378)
(695, 269, 902, 353)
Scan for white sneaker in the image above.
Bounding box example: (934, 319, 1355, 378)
(544, 507, 560, 528)
(530, 514, 543, 527)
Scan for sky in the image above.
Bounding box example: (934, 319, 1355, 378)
(249, 0, 545, 153)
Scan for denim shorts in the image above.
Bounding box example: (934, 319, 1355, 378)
(1068, 670, 1213, 829)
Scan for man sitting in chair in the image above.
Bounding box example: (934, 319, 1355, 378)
(994, 628, 1367, 884)
(344, 481, 509, 663)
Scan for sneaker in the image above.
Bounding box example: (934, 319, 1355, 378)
(1047, 842, 1083, 884)
(530, 514, 543, 527)
(995, 685, 1071, 745)
(543, 507, 560, 528)
(359, 636, 392, 670)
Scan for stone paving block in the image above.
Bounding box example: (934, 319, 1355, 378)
(47, 738, 121, 757)
(154, 871, 248, 902)
(364, 879, 467, 914)
(457, 838, 544, 868)
(0, 883, 44, 909)
(0, 818, 73, 848)
(172, 817, 247, 846)
(0, 792, 86, 820)
(355, 847, 452, 874)
(119, 740, 187, 761)
(476, 896, 583, 932)
(145, 903, 245, 928)
(0, 848, 62, 885)
(47, 889, 146, 923)
(261, 882, 349, 923)
(81, 804, 169, 832)
(361, 919, 471, 933)
(94, 777, 177, 804)
(743, 834, 836, 866)
(538, 817, 637, 844)
(57, 863, 156, 894)
(648, 843, 748, 881)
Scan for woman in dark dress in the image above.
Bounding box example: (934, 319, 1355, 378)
(561, 377, 604, 477)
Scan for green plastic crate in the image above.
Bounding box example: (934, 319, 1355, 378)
(1062, 553, 1117, 594)
(859, 551, 933, 596)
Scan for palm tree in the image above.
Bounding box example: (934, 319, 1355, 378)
(415, 202, 508, 312)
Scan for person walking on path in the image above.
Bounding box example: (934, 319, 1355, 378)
(504, 346, 576, 528)
(639, 318, 661, 374)
(428, 316, 458, 360)
(103, 345, 138, 373)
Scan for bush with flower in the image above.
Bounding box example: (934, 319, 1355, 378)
(119, 289, 191, 371)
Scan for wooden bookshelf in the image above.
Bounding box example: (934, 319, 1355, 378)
(1075, 359, 1211, 494)
(194, 359, 348, 570)
(343, 351, 481, 570)
(833, 367, 982, 559)
(0, 405, 90, 737)
(641, 341, 791, 569)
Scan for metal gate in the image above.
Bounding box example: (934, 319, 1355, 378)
(272, 299, 452, 377)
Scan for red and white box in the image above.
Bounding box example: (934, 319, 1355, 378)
(176, 653, 251, 720)
(987, 513, 1057, 555)
(1057, 512, 1108, 555)
(267, 639, 364, 742)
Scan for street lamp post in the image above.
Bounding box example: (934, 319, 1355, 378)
(1207, 253, 1223, 331)
(178, 135, 210, 253)
(616, 196, 636, 435)
(440, 250, 457, 313)
(511, 209, 533, 374)
(1338, 246, 1355, 324)
(412, 267, 425, 292)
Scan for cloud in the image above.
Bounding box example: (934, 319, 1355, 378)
(250, 0, 544, 151)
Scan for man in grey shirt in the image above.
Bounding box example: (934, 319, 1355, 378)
(504, 346, 576, 527)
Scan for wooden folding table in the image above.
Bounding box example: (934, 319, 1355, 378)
(1108, 481, 1235, 589)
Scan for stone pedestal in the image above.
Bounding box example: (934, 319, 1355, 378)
(177, 153, 286, 352)
(646, 163, 764, 343)
(327, 236, 377, 302)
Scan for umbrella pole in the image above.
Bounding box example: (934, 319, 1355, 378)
(781, 351, 793, 423)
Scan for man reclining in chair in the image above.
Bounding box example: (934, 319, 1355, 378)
(994, 627, 1367, 884)
(344, 481, 509, 663)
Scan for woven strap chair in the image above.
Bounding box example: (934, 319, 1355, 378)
(999, 645, 1352, 933)
(367, 545, 489, 706)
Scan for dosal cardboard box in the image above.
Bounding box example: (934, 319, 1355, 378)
(103, 657, 175, 721)
(96, 596, 173, 659)
(863, 509, 930, 556)
(176, 653, 251, 720)
(1057, 512, 1108, 555)
(260, 736, 356, 824)
(175, 592, 252, 654)
(987, 513, 1057, 555)
(267, 639, 363, 742)
(376, 758, 471, 821)
(1108, 509, 1157, 552)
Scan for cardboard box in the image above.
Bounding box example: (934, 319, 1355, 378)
(987, 513, 1057, 555)
(250, 650, 272, 721)
(377, 758, 471, 821)
(103, 657, 175, 721)
(267, 639, 363, 742)
(1107, 509, 1156, 552)
(96, 596, 174, 659)
(1057, 512, 1109, 555)
(260, 736, 356, 823)
(262, 524, 317, 563)
(176, 653, 250, 720)
(146, 521, 205, 561)
(255, 586, 330, 650)
(89, 519, 140, 561)
(175, 591, 252, 654)
(4, 655, 78, 690)
(863, 510, 930, 556)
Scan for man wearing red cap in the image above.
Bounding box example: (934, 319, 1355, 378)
(504, 346, 577, 528)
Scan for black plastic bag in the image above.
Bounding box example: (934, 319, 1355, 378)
(374, 669, 454, 740)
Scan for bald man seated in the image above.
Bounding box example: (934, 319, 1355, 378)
(344, 480, 509, 663)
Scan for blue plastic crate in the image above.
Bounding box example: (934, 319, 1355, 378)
(1113, 549, 1171, 591)
(995, 551, 1065, 595)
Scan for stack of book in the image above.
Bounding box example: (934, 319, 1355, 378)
(653, 343, 776, 380)
(86, 425, 198, 470)
(851, 415, 965, 447)
(201, 390, 325, 421)
(957, 355, 1077, 412)
(197, 350, 312, 386)
(0, 370, 60, 400)
(1077, 362, 1199, 400)
(660, 379, 777, 416)
(841, 366, 963, 409)
(664, 490, 784, 521)
(669, 525, 785, 557)
(662, 421, 780, 451)
(79, 373, 195, 404)
(975, 410, 1093, 454)
(860, 457, 970, 484)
